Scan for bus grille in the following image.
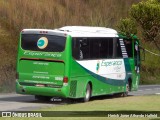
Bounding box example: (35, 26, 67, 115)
(69, 81, 77, 97)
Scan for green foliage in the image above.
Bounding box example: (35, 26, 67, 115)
(117, 0, 160, 84)
(129, 0, 160, 83)
(140, 42, 160, 84)
(117, 18, 137, 38)
(118, 0, 160, 49)
(130, 0, 160, 50)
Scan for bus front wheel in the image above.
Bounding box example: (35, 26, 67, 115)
(83, 84, 91, 102)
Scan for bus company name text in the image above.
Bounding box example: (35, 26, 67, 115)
(23, 51, 62, 57)
(101, 60, 122, 67)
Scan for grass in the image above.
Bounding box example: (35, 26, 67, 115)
(0, 0, 140, 34)
(39, 95, 160, 120)
(0, 23, 16, 92)
(140, 42, 160, 84)
(40, 95, 160, 111)
(0, 95, 160, 120)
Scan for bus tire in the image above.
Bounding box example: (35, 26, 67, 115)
(123, 82, 129, 97)
(82, 84, 91, 102)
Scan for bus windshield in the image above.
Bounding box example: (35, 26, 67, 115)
(21, 34, 66, 52)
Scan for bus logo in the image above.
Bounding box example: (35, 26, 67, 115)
(96, 61, 100, 73)
(37, 37, 48, 49)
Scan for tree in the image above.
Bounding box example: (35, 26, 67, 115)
(130, 0, 160, 51)
(118, 0, 160, 51)
(117, 18, 137, 39)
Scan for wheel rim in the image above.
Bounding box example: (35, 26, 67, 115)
(84, 84, 91, 102)
(126, 83, 129, 93)
(126, 83, 129, 96)
(86, 87, 90, 100)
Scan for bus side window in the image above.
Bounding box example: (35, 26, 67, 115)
(90, 39, 100, 59)
(99, 39, 108, 58)
(72, 38, 80, 60)
(72, 38, 89, 60)
(116, 39, 122, 58)
(108, 39, 113, 58)
(79, 38, 89, 60)
(79, 41, 83, 59)
(124, 39, 133, 58)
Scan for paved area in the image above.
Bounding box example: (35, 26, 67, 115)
(0, 85, 159, 111)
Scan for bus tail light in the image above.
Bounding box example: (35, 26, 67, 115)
(63, 77, 68, 86)
(63, 76, 68, 83)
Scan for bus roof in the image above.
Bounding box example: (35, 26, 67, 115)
(58, 26, 118, 37)
(22, 26, 118, 37)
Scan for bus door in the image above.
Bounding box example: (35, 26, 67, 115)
(134, 41, 140, 74)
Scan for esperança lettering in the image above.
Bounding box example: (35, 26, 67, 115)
(23, 51, 61, 57)
(101, 60, 122, 67)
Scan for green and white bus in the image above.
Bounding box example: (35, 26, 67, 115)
(16, 26, 140, 102)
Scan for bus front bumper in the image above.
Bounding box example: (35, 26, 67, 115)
(16, 80, 68, 98)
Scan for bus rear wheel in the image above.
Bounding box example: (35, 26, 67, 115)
(123, 82, 129, 97)
(82, 84, 91, 102)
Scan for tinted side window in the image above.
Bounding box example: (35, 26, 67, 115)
(124, 39, 133, 57)
(72, 37, 122, 60)
(90, 38, 113, 59)
(90, 39, 100, 59)
(117, 39, 122, 58)
(99, 39, 108, 58)
(72, 38, 80, 59)
(108, 39, 113, 58)
(79, 38, 90, 59)
(72, 38, 90, 60)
